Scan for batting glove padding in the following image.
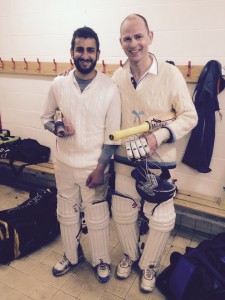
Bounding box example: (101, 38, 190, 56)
(125, 135, 150, 160)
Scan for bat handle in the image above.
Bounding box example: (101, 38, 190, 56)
(109, 121, 150, 141)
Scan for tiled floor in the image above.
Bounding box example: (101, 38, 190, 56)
(0, 183, 212, 300)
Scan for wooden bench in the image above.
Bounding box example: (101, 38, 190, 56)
(0, 159, 55, 175)
(174, 189, 225, 220)
(0, 158, 56, 188)
(0, 158, 224, 227)
(173, 190, 225, 235)
(0, 158, 55, 174)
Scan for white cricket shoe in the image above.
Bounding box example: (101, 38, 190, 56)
(52, 244, 84, 276)
(96, 260, 111, 283)
(140, 267, 156, 293)
(116, 255, 134, 279)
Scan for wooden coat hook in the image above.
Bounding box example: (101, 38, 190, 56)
(11, 58, 16, 70)
(24, 58, 28, 70)
(102, 60, 106, 73)
(37, 58, 41, 71)
(187, 60, 191, 77)
(0, 58, 4, 69)
(120, 60, 123, 67)
(53, 59, 57, 72)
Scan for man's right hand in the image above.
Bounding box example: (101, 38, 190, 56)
(60, 67, 74, 76)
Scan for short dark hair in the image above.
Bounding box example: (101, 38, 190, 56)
(71, 26, 100, 52)
(120, 14, 150, 34)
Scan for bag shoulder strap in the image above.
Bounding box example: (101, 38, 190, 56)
(8, 159, 33, 176)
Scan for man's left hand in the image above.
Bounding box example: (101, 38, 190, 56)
(86, 164, 105, 188)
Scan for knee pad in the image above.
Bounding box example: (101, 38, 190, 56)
(144, 198, 176, 232)
(57, 194, 80, 225)
(111, 194, 139, 224)
(84, 201, 109, 229)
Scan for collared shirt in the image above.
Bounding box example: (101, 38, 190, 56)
(122, 53, 158, 90)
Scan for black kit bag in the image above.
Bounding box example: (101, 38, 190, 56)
(0, 188, 60, 264)
(5, 138, 50, 175)
(156, 232, 225, 300)
(9, 139, 50, 164)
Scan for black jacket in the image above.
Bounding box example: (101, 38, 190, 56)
(182, 60, 225, 173)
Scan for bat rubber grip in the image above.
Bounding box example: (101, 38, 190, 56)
(109, 121, 150, 141)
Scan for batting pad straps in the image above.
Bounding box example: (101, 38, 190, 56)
(112, 195, 138, 224)
(144, 198, 176, 232)
(56, 194, 80, 225)
(84, 201, 110, 266)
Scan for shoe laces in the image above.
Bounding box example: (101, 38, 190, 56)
(121, 255, 133, 267)
(60, 254, 69, 266)
(144, 267, 156, 280)
(98, 259, 109, 271)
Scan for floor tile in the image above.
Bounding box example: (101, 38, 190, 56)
(60, 275, 87, 298)
(77, 283, 104, 300)
(29, 282, 58, 300)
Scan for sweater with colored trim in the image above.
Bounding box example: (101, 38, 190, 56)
(112, 58, 198, 171)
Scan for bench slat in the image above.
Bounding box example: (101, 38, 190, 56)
(0, 159, 55, 174)
(174, 189, 225, 218)
(174, 198, 225, 219)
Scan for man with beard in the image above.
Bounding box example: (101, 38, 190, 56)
(40, 26, 121, 283)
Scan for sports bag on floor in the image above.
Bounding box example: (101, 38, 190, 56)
(0, 188, 59, 265)
(156, 232, 225, 300)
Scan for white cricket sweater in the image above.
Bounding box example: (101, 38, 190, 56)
(41, 70, 121, 169)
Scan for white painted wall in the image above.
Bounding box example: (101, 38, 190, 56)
(0, 0, 225, 198)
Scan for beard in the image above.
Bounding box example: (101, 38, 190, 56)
(73, 57, 97, 74)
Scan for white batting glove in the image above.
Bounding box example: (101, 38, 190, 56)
(125, 135, 150, 160)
